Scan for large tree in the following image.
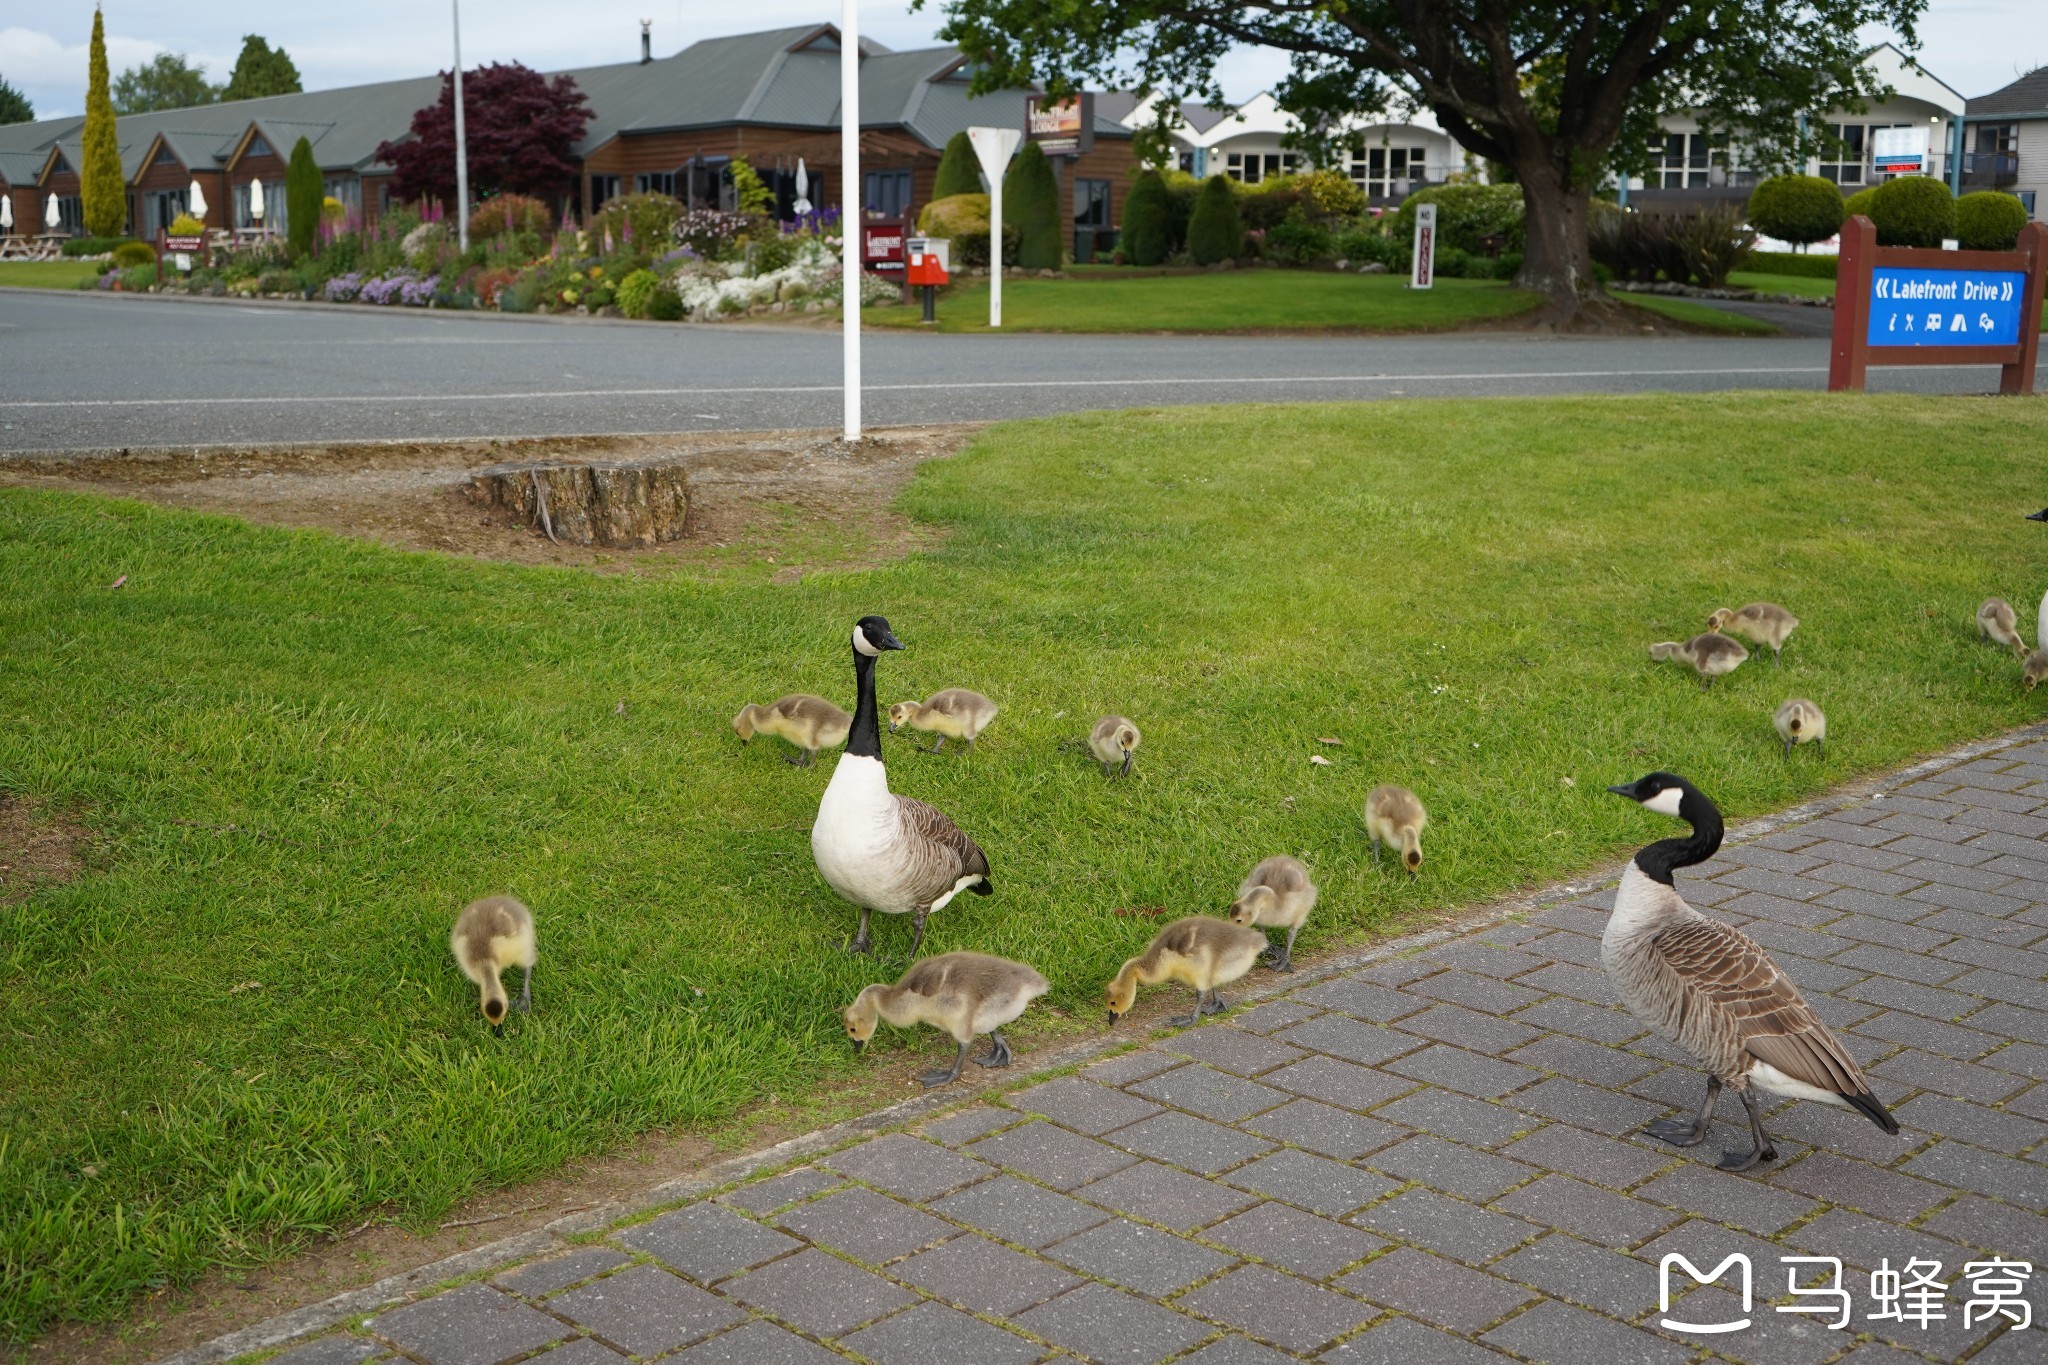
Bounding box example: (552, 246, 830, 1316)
(113, 52, 218, 113)
(928, 0, 1926, 326)
(0, 74, 32, 125)
(81, 8, 126, 238)
(221, 35, 302, 102)
(374, 63, 591, 207)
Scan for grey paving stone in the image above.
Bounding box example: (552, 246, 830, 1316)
(1763, 1099, 1922, 1165)
(1966, 1002, 2048, 1045)
(1365, 1135, 1536, 1202)
(550, 1265, 746, 1358)
(1924, 1194, 2048, 1261)
(1493, 1232, 1662, 1318)
(1424, 938, 1550, 979)
(1410, 970, 1546, 1015)
(1262, 1055, 1417, 1111)
(1244, 1099, 1406, 1161)
(839, 1299, 1043, 1365)
(1531, 903, 1609, 935)
(892, 1232, 1080, 1316)
(1130, 1065, 1291, 1123)
(1396, 1003, 1542, 1054)
(1904, 1140, 2048, 1208)
(1045, 1216, 1235, 1296)
(1807, 862, 1923, 897)
(1941, 938, 2048, 977)
(668, 1320, 842, 1365)
(1988, 1041, 2048, 1079)
(1840, 976, 1984, 1024)
(1277, 1015, 1426, 1068)
(1952, 967, 2048, 1009)
(370, 1284, 569, 1365)
(495, 1248, 634, 1297)
(1383, 1044, 1541, 1100)
(716, 1168, 845, 1214)
(1349, 1188, 1541, 1265)
(822, 1132, 993, 1202)
(1010, 1077, 1165, 1135)
(619, 1201, 804, 1283)
(1320, 1314, 1514, 1363)
(930, 1173, 1109, 1248)
(1204, 1200, 1385, 1279)
(1821, 911, 1949, 951)
(1772, 951, 1868, 994)
(725, 1248, 914, 1337)
(1721, 891, 1844, 928)
(1784, 1207, 1972, 1274)
(1111, 1110, 1276, 1174)
(1373, 1090, 1535, 1147)
(524, 1341, 629, 1365)
(1481, 1298, 1692, 1365)
(1652, 1283, 1849, 1365)
(1834, 943, 1973, 987)
(268, 1337, 381, 1365)
(1890, 858, 2014, 892)
(968, 1119, 1139, 1190)
(1718, 844, 1829, 875)
(1075, 1160, 1259, 1232)
(1498, 1123, 1672, 1188)
(1506, 1034, 1660, 1087)
(1014, 1281, 1210, 1364)
(1513, 961, 1619, 1005)
(1768, 1151, 1951, 1222)
(920, 1107, 1018, 1147)
(1086, 1050, 1187, 1087)
(1159, 1026, 1308, 1076)
(1177, 1337, 1301, 1365)
(1872, 1047, 2031, 1103)
(1352, 957, 1448, 987)
(1512, 1077, 1668, 1136)
(1231, 999, 1321, 1034)
(1637, 1163, 1818, 1235)
(1342, 1248, 1538, 1338)
(773, 1186, 954, 1264)
(1719, 866, 1840, 901)
(1178, 1264, 1377, 1353)
(1920, 905, 2045, 944)
(1489, 1174, 1678, 1249)
(1526, 926, 1606, 965)
(1743, 920, 1856, 960)
(1225, 1148, 1400, 1217)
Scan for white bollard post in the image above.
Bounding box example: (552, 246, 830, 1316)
(967, 126, 1022, 328)
(841, 0, 862, 439)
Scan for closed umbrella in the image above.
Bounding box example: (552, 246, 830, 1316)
(189, 179, 207, 220)
(249, 178, 265, 222)
(793, 158, 811, 217)
(45, 194, 60, 230)
(1, 195, 12, 231)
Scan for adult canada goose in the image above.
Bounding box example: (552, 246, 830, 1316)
(1650, 632, 1748, 689)
(1977, 598, 2029, 659)
(1705, 603, 1798, 666)
(1106, 916, 1267, 1027)
(1365, 785, 1427, 875)
(2027, 508, 2048, 648)
(1228, 855, 1318, 972)
(450, 895, 536, 1037)
(888, 688, 998, 753)
(2026, 650, 2048, 692)
(1089, 715, 1141, 776)
(1773, 698, 1826, 758)
(1604, 772, 1898, 1170)
(812, 616, 991, 959)
(842, 951, 1049, 1087)
(733, 694, 852, 767)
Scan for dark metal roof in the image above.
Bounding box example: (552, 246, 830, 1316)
(1969, 67, 2048, 116)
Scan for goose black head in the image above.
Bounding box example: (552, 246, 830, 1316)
(1606, 771, 1704, 821)
(2028, 508, 2048, 523)
(853, 615, 905, 657)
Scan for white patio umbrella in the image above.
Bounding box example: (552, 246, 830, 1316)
(793, 158, 811, 217)
(1, 194, 12, 231)
(189, 179, 207, 220)
(249, 178, 265, 222)
(45, 194, 60, 230)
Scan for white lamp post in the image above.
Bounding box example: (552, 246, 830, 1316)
(967, 126, 1021, 326)
(452, 0, 470, 251)
(841, 0, 861, 440)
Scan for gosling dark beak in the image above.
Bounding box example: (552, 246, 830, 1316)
(491, 1022, 504, 1038)
(2027, 508, 2048, 522)
(888, 721, 899, 733)
(1106, 1009, 1121, 1025)
(1120, 752, 1134, 777)
(852, 1038, 866, 1052)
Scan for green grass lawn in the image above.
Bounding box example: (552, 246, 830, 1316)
(867, 269, 1543, 333)
(1611, 291, 1780, 334)
(7, 393, 2048, 1342)
(0, 261, 101, 290)
(1730, 270, 1836, 299)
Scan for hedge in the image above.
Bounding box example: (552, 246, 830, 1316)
(1747, 174, 1844, 247)
(1955, 191, 2029, 251)
(1186, 174, 1243, 265)
(1120, 169, 1174, 266)
(1748, 251, 1842, 279)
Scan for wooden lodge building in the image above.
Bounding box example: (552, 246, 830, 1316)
(0, 23, 1139, 257)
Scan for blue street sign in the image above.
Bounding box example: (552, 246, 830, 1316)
(1868, 267, 2026, 346)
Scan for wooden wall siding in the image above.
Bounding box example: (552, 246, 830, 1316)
(231, 151, 287, 184)
(5, 186, 37, 235)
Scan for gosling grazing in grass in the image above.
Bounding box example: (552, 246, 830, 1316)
(1089, 715, 1142, 776)
(1365, 785, 1428, 875)
(2027, 650, 2048, 692)
(888, 688, 998, 753)
(1228, 855, 1318, 973)
(1650, 632, 1748, 689)
(1706, 603, 1798, 666)
(733, 694, 853, 767)
(843, 951, 1049, 1087)
(1106, 916, 1268, 1027)
(1604, 773, 1898, 1171)
(451, 895, 536, 1037)
(1978, 598, 2029, 659)
(1774, 699, 1826, 758)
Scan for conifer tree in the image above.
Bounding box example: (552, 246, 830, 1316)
(1002, 141, 1061, 269)
(932, 132, 982, 198)
(286, 136, 322, 257)
(81, 8, 127, 238)
(1185, 175, 1242, 265)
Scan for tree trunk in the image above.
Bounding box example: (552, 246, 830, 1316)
(1513, 168, 1605, 329)
(466, 458, 690, 548)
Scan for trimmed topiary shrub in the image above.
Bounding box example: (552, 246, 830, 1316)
(1843, 186, 1879, 221)
(916, 193, 1018, 268)
(616, 268, 661, 319)
(1391, 183, 1525, 255)
(933, 131, 982, 199)
(1955, 191, 2029, 251)
(286, 136, 322, 258)
(1747, 174, 1844, 248)
(110, 240, 157, 268)
(1120, 169, 1174, 266)
(1868, 175, 1954, 248)
(1186, 174, 1243, 265)
(1003, 142, 1063, 269)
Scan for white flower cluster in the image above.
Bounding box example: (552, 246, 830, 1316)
(668, 238, 898, 317)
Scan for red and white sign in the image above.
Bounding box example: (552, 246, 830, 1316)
(1410, 202, 1437, 290)
(862, 221, 906, 272)
(1872, 126, 1929, 177)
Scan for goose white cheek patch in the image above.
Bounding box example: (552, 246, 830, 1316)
(853, 627, 879, 656)
(1644, 788, 1685, 817)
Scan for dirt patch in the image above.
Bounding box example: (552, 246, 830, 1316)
(0, 796, 84, 905)
(0, 426, 982, 574)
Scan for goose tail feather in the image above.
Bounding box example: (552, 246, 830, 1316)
(1846, 1089, 1900, 1135)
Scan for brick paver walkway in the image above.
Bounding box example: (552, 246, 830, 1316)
(216, 742, 2048, 1365)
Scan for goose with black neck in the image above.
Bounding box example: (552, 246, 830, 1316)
(811, 615, 992, 959)
(1602, 772, 1898, 1171)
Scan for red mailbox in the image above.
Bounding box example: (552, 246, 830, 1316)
(906, 237, 950, 287)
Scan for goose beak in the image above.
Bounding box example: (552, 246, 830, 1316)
(2029, 508, 2048, 522)
(851, 1038, 866, 1052)
(1106, 1009, 1120, 1025)
(1606, 783, 1635, 797)
(1120, 752, 1134, 777)
(874, 628, 905, 650)
(887, 721, 900, 733)
(491, 1022, 504, 1038)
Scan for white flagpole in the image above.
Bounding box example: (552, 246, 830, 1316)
(453, 0, 471, 251)
(840, 0, 861, 440)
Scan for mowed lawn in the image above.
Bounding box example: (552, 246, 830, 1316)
(7, 394, 2048, 1341)
(0, 261, 101, 290)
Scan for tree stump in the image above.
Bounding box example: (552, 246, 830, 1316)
(466, 457, 690, 548)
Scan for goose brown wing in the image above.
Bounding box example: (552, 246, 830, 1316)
(1652, 917, 1865, 1095)
(894, 795, 992, 881)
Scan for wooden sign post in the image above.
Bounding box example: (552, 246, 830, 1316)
(1829, 214, 2047, 395)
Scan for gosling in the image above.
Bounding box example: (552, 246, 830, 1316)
(1106, 916, 1267, 1026)
(1651, 632, 1749, 690)
(1706, 603, 1799, 667)
(1229, 855, 1318, 973)
(1774, 698, 1826, 758)
(1365, 784, 1428, 875)
(2027, 651, 2048, 692)
(451, 895, 536, 1037)
(842, 951, 1049, 1087)
(888, 688, 997, 753)
(733, 694, 852, 767)
(1089, 715, 1142, 776)
(1979, 598, 2029, 659)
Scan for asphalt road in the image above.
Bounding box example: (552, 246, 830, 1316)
(0, 288, 2034, 453)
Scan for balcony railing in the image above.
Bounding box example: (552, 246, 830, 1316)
(1963, 151, 2021, 188)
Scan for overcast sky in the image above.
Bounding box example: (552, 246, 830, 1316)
(7, 1, 2045, 122)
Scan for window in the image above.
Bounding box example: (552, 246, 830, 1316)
(144, 188, 188, 236)
(2020, 190, 2037, 215)
(1349, 144, 1428, 198)
(247, 135, 272, 159)
(1224, 151, 1298, 184)
(323, 176, 361, 225)
(1654, 132, 1715, 188)
(52, 194, 83, 235)
(589, 174, 621, 211)
(1817, 123, 1867, 184)
(636, 170, 677, 196)
(1177, 151, 1195, 173)
(233, 180, 286, 231)
(864, 169, 912, 218)
(153, 143, 179, 166)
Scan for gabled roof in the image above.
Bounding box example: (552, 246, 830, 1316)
(0, 148, 48, 188)
(1969, 67, 2048, 117)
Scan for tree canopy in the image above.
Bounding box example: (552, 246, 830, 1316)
(375, 63, 592, 207)
(929, 0, 1927, 324)
(113, 52, 218, 113)
(0, 74, 32, 125)
(82, 9, 127, 238)
(221, 35, 302, 102)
